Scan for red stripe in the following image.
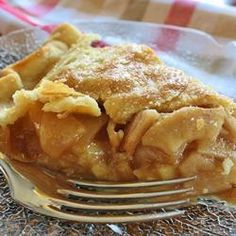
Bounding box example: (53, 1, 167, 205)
(41, 24, 57, 33)
(0, 2, 39, 27)
(165, 0, 197, 26)
(156, 0, 197, 52)
(0, 2, 56, 33)
(19, 0, 59, 17)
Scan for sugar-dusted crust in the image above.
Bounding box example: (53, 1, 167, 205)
(42, 41, 236, 123)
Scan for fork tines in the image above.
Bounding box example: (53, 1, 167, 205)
(48, 176, 195, 223)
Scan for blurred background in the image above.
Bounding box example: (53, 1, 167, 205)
(0, 0, 236, 40)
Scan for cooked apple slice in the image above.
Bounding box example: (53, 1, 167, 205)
(122, 109, 160, 156)
(71, 114, 108, 154)
(40, 112, 85, 158)
(142, 107, 225, 162)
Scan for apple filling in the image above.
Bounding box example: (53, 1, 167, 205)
(0, 81, 235, 196)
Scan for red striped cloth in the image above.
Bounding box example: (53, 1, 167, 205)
(0, 0, 235, 39)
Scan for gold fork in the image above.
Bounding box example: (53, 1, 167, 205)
(0, 153, 195, 223)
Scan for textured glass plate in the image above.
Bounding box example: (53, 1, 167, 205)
(0, 20, 236, 235)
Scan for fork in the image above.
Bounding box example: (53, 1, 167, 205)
(0, 152, 195, 223)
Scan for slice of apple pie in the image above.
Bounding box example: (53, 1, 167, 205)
(0, 24, 236, 195)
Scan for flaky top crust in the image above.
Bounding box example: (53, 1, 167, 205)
(0, 23, 236, 125)
(43, 39, 236, 123)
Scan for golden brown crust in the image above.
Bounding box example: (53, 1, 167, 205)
(41, 41, 236, 123)
(0, 68, 23, 101)
(2, 23, 235, 124)
(47, 23, 100, 48)
(11, 40, 68, 89)
(47, 23, 82, 47)
(0, 23, 99, 102)
(0, 80, 101, 127)
(44, 43, 193, 123)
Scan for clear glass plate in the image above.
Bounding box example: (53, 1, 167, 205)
(0, 20, 236, 235)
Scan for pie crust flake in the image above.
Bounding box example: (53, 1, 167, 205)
(0, 24, 236, 195)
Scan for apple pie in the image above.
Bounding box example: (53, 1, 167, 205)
(0, 24, 236, 195)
